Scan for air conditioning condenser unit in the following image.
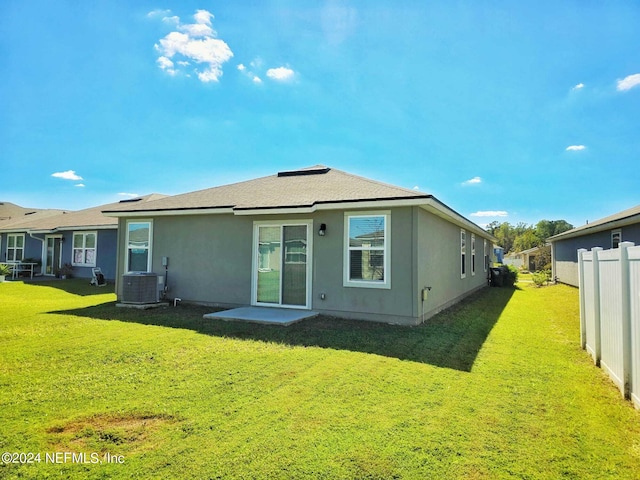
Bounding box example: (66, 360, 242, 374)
(122, 273, 159, 304)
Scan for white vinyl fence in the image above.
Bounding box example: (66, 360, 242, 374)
(578, 242, 640, 409)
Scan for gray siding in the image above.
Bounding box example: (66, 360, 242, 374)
(552, 223, 640, 287)
(115, 206, 491, 325)
(416, 208, 491, 321)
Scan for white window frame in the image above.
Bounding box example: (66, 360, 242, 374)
(125, 220, 153, 273)
(611, 229, 621, 249)
(460, 229, 466, 279)
(471, 234, 476, 276)
(483, 239, 488, 272)
(72, 231, 97, 267)
(343, 211, 391, 289)
(7, 233, 25, 262)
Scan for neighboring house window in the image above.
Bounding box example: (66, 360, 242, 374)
(471, 234, 476, 276)
(460, 229, 466, 278)
(344, 212, 390, 289)
(126, 221, 153, 272)
(72, 232, 97, 267)
(611, 229, 621, 249)
(7, 234, 25, 262)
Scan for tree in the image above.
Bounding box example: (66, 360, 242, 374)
(486, 219, 574, 254)
(512, 229, 539, 252)
(535, 220, 573, 241)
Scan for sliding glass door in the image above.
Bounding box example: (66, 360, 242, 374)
(255, 222, 310, 308)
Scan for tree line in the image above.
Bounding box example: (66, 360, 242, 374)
(485, 220, 573, 272)
(485, 219, 573, 254)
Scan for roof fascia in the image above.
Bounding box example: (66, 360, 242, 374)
(419, 198, 497, 241)
(100, 196, 495, 241)
(549, 215, 640, 242)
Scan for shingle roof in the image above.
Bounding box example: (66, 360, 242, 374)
(549, 204, 640, 241)
(0, 202, 64, 224)
(103, 166, 430, 214)
(0, 194, 165, 232)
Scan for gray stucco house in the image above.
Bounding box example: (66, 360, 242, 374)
(104, 166, 496, 325)
(0, 196, 162, 281)
(549, 204, 640, 287)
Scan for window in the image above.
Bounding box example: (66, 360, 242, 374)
(460, 229, 466, 278)
(126, 221, 152, 272)
(344, 212, 390, 289)
(612, 229, 621, 249)
(483, 239, 488, 272)
(72, 232, 97, 267)
(471, 234, 476, 276)
(7, 234, 25, 262)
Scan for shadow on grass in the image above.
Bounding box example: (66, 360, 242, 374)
(22, 278, 115, 296)
(51, 287, 515, 371)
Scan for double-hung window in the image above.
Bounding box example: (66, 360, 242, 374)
(483, 239, 489, 272)
(471, 234, 476, 276)
(7, 234, 25, 262)
(460, 229, 467, 278)
(344, 212, 390, 289)
(72, 232, 97, 267)
(126, 221, 153, 272)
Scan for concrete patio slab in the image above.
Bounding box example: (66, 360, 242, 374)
(204, 307, 318, 326)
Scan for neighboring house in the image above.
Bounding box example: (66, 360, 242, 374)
(0, 202, 61, 223)
(103, 166, 496, 325)
(503, 244, 549, 271)
(549, 204, 640, 287)
(0, 195, 163, 280)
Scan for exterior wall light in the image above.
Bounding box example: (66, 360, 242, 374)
(318, 223, 327, 236)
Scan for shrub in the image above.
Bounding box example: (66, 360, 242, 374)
(531, 270, 552, 287)
(504, 265, 519, 286)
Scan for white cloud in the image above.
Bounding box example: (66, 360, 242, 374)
(157, 56, 176, 75)
(462, 176, 482, 186)
(193, 9, 213, 25)
(153, 10, 233, 83)
(266, 66, 295, 81)
(572, 83, 584, 90)
(147, 9, 172, 18)
(470, 211, 508, 217)
(617, 73, 640, 92)
(118, 192, 139, 198)
(566, 145, 586, 151)
(253, 76, 262, 84)
(75, 183, 85, 188)
(237, 63, 246, 71)
(52, 170, 83, 181)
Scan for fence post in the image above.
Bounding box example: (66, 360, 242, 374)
(620, 242, 634, 399)
(592, 247, 603, 366)
(578, 248, 588, 349)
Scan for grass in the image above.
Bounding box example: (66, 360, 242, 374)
(1, 279, 640, 479)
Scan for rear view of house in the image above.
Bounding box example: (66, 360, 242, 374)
(104, 166, 496, 325)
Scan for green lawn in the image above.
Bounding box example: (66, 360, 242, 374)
(1, 279, 639, 479)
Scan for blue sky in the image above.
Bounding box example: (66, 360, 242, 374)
(1, 1, 639, 229)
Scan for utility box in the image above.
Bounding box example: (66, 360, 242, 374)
(122, 273, 159, 304)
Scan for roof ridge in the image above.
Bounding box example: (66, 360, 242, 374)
(329, 167, 427, 196)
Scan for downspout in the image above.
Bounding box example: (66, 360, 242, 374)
(28, 230, 46, 275)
